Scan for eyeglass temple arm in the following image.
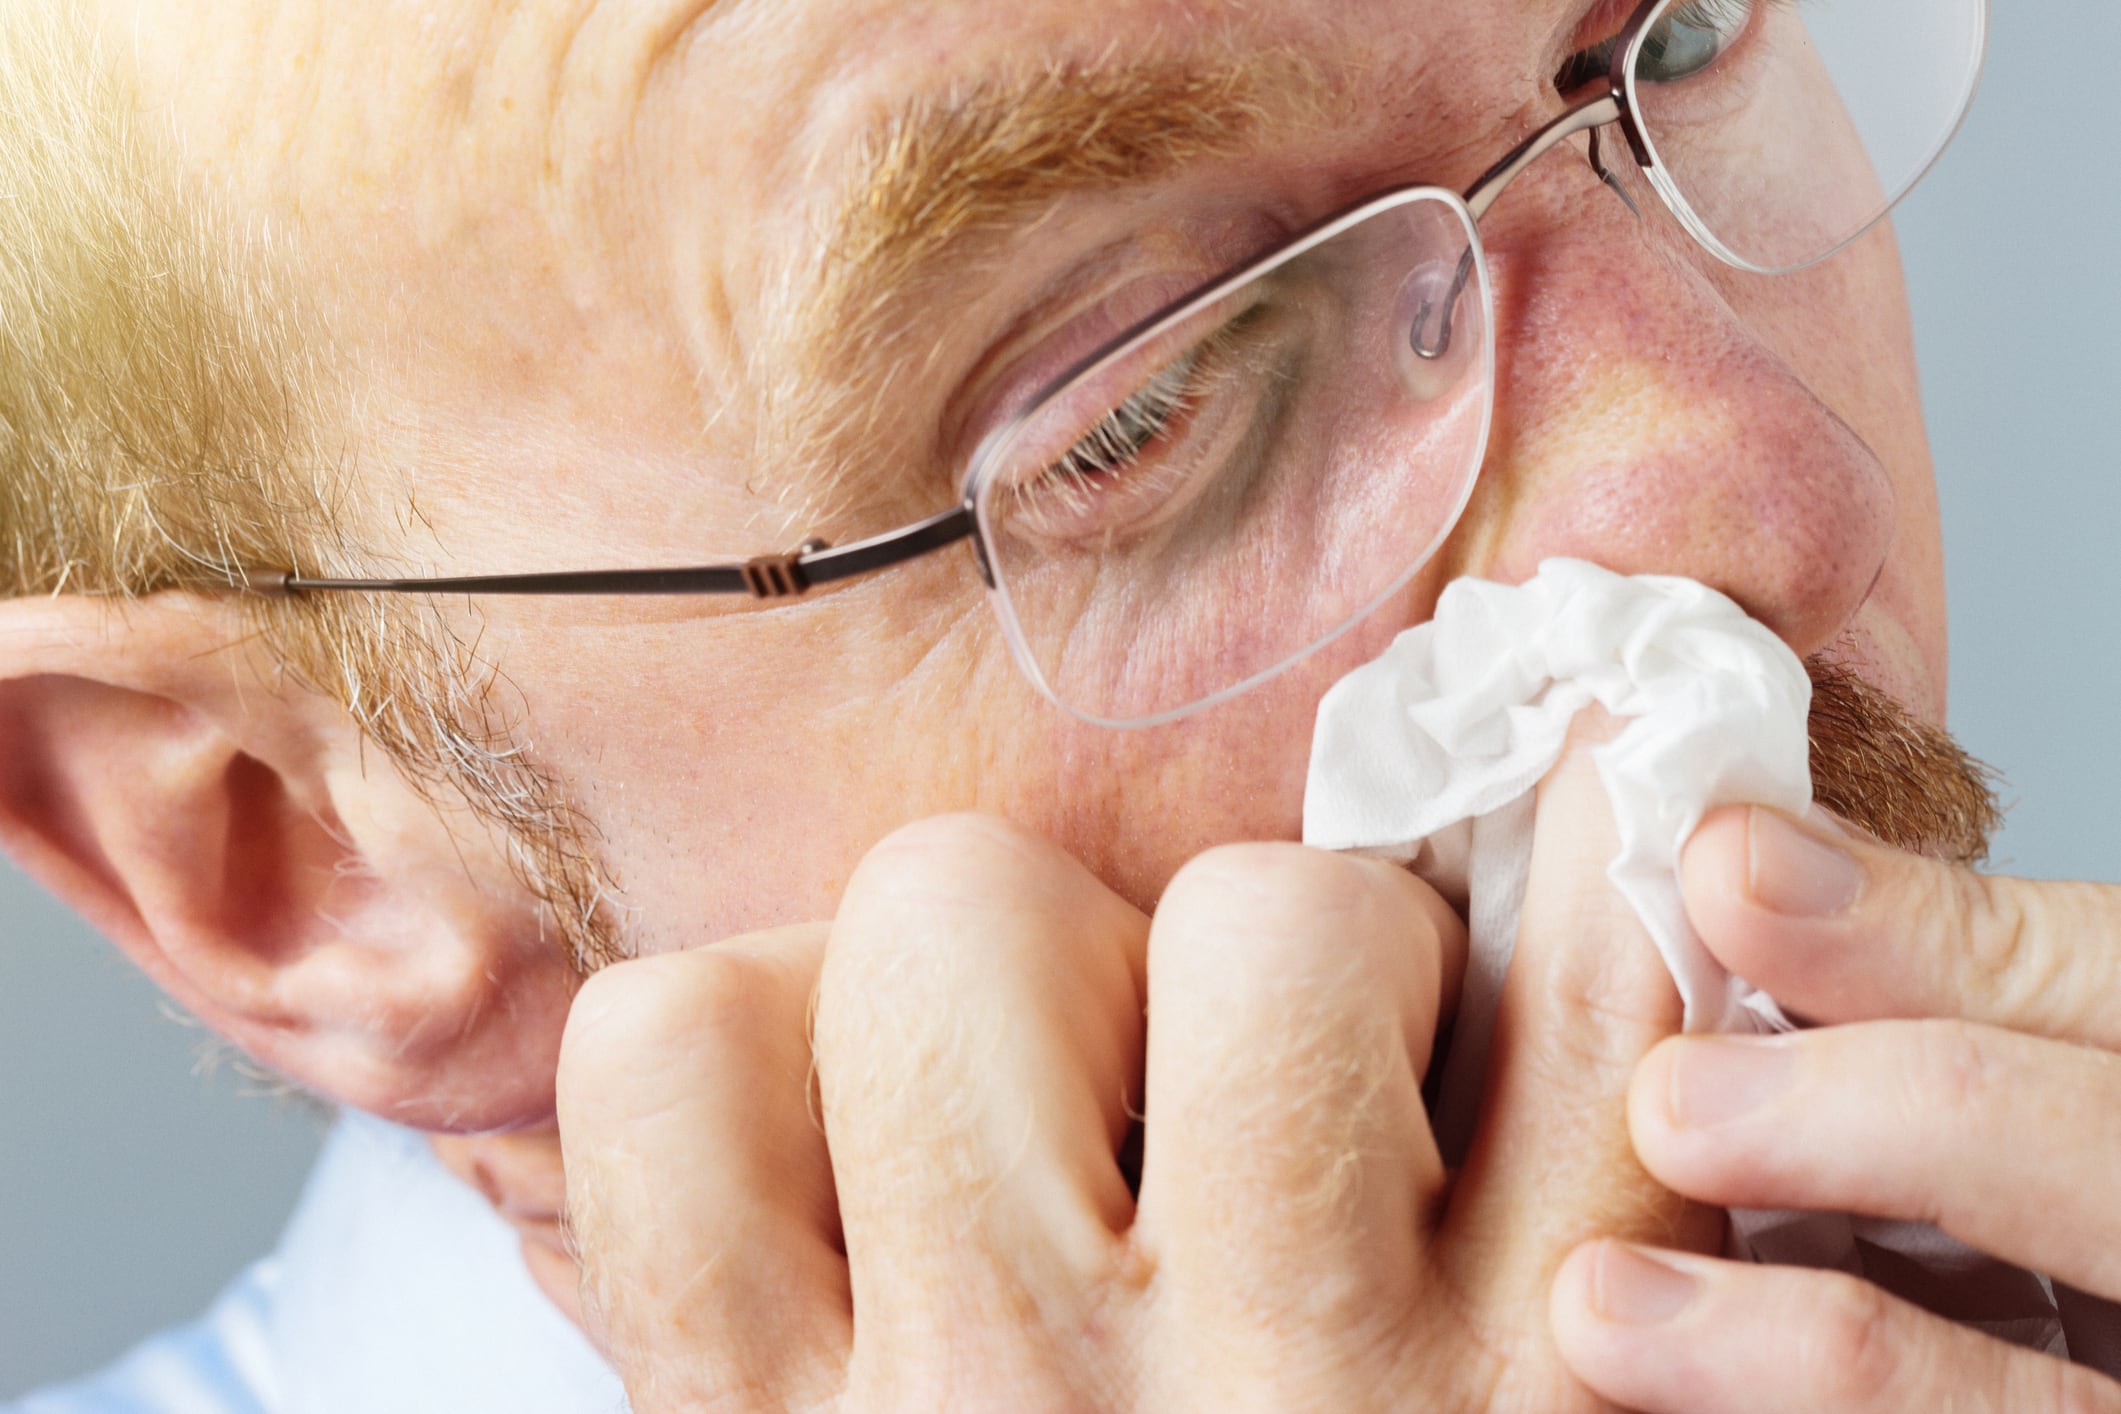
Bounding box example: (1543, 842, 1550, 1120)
(254, 503, 980, 601)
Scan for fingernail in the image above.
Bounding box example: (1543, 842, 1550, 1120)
(1747, 806, 1864, 917)
(1666, 1035, 1794, 1127)
(1593, 1243, 1699, 1325)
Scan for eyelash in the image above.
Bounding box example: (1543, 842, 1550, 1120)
(1013, 305, 1273, 530)
(1045, 345, 1203, 488)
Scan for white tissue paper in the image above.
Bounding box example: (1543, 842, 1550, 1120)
(1303, 558, 2082, 1361)
(1305, 558, 1807, 1164)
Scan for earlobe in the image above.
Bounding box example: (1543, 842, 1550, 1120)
(0, 594, 579, 1134)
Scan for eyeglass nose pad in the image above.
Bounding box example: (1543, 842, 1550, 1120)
(1410, 289, 1453, 361)
(1396, 253, 1479, 400)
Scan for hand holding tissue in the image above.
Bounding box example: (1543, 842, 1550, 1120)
(1304, 558, 2074, 1358)
(1306, 556, 1811, 1040)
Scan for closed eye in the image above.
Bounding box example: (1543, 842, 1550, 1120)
(1035, 344, 1203, 503)
(994, 299, 1284, 544)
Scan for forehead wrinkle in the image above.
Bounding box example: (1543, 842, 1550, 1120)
(759, 46, 1339, 532)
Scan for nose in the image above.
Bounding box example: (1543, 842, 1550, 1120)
(1446, 160, 1898, 660)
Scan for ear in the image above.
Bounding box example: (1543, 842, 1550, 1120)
(0, 593, 580, 1134)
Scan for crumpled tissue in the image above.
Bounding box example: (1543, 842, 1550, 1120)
(1303, 557, 2084, 1361)
(1305, 558, 1806, 1162)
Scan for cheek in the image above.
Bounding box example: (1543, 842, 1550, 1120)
(506, 544, 1438, 940)
(953, 568, 1447, 909)
(473, 553, 1008, 948)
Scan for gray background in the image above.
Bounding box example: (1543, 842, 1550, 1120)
(4, 1, 2118, 1397)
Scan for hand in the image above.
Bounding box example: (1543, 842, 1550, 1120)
(1550, 805, 2121, 1412)
(556, 745, 1715, 1411)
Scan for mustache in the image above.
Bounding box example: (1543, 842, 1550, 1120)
(1805, 656, 2002, 866)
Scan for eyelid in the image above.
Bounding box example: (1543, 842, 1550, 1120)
(957, 271, 1213, 466)
(989, 310, 1225, 478)
(947, 208, 1294, 467)
(1567, 0, 1645, 60)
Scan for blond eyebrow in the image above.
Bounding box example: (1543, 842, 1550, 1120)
(826, 52, 1327, 315)
(762, 50, 1335, 526)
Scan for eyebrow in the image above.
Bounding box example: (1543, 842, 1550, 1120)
(759, 49, 1337, 525)
(823, 50, 1329, 321)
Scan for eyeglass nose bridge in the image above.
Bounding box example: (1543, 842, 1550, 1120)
(1462, 91, 1632, 224)
(1413, 90, 1639, 362)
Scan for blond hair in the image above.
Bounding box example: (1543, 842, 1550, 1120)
(0, 5, 621, 972)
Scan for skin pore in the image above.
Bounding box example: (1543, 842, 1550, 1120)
(31, 0, 1971, 1346)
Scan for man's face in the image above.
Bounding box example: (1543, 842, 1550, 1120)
(100, 0, 1943, 948)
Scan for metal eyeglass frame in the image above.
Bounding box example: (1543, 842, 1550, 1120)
(248, 0, 1971, 646)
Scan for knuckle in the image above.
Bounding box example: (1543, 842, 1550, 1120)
(1805, 1275, 1907, 1406)
(822, 820, 1054, 1013)
(847, 811, 1064, 913)
(831, 813, 1122, 988)
(1957, 871, 2064, 1013)
(1903, 1019, 2007, 1118)
(1160, 843, 1426, 968)
(561, 952, 780, 1109)
(666, 949, 782, 1040)
(1148, 850, 1457, 1190)
(564, 956, 709, 1072)
(1153, 846, 1415, 1061)
(1151, 852, 1419, 1174)
(1960, 873, 2117, 1040)
(1165, 840, 1333, 907)
(823, 821, 1006, 1006)
(1514, 920, 1681, 1076)
(814, 936, 997, 1169)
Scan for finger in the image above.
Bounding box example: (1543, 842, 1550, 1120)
(812, 813, 1147, 1363)
(1133, 842, 1464, 1370)
(1550, 1241, 2121, 1414)
(1438, 733, 1718, 1328)
(558, 924, 847, 1409)
(1627, 1019, 2121, 1299)
(1681, 804, 2121, 1050)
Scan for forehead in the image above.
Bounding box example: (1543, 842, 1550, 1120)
(96, 0, 1585, 525)
(109, 0, 1570, 305)
(699, 0, 1560, 341)
(717, 0, 1555, 183)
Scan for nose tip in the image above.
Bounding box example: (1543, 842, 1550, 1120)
(1452, 160, 1904, 661)
(1471, 360, 1898, 659)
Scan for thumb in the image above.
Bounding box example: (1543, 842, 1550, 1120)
(1434, 729, 1720, 1329)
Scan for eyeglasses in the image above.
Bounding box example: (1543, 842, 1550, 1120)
(253, 0, 1987, 728)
